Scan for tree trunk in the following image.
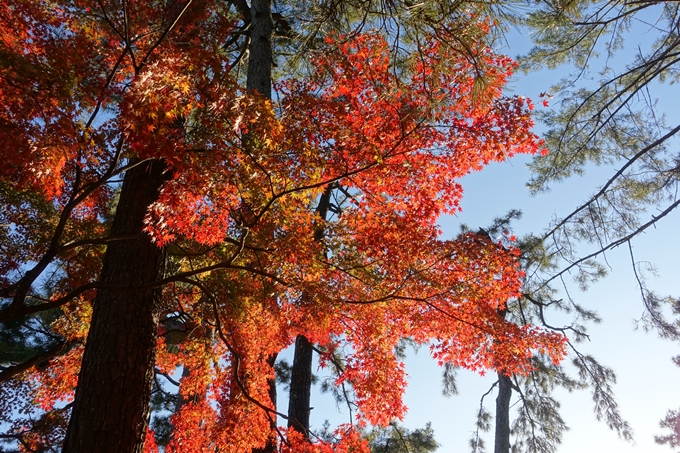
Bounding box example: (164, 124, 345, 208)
(287, 335, 314, 435)
(494, 372, 513, 453)
(246, 0, 273, 96)
(62, 159, 169, 453)
(286, 186, 333, 437)
(244, 1, 277, 450)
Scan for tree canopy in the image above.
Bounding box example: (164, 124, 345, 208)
(0, 0, 567, 452)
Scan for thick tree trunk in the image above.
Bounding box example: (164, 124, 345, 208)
(246, 0, 273, 96)
(287, 335, 314, 435)
(494, 372, 513, 453)
(244, 1, 277, 451)
(62, 159, 169, 453)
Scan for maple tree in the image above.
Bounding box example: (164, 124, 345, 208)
(0, 1, 568, 452)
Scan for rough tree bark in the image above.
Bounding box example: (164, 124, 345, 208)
(494, 305, 512, 453)
(62, 159, 170, 453)
(245, 1, 276, 451)
(246, 0, 273, 98)
(494, 372, 513, 453)
(287, 335, 314, 435)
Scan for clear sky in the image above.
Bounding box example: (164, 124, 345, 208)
(287, 22, 680, 453)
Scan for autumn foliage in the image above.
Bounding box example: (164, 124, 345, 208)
(0, 0, 566, 451)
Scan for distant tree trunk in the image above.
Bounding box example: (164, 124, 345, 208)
(62, 159, 170, 453)
(493, 303, 512, 453)
(287, 187, 333, 437)
(494, 372, 512, 453)
(287, 335, 314, 435)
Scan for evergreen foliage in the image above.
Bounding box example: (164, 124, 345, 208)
(465, 1, 680, 451)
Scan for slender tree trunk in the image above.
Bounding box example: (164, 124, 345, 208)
(62, 159, 170, 453)
(287, 187, 333, 436)
(494, 304, 512, 453)
(494, 372, 513, 453)
(287, 335, 314, 435)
